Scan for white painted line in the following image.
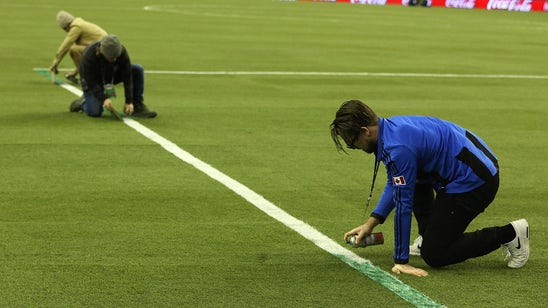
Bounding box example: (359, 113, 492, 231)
(123, 118, 366, 264)
(59, 83, 83, 96)
(146, 70, 548, 79)
(35, 67, 442, 307)
(51, 75, 372, 268)
(34, 68, 548, 80)
(121, 111, 441, 307)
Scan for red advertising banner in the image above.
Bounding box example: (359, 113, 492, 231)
(298, 0, 548, 12)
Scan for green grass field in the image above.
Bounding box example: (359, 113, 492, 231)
(1, 0, 547, 306)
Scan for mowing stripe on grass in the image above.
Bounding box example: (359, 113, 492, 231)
(34, 68, 443, 307)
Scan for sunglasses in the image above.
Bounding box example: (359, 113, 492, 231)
(346, 131, 361, 149)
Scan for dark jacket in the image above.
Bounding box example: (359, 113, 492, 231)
(79, 41, 133, 104)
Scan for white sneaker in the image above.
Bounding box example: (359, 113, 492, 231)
(503, 219, 530, 268)
(409, 235, 423, 256)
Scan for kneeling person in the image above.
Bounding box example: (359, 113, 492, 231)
(72, 34, 157, 118)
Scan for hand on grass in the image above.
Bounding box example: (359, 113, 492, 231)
(392, 264, 428, 277)
(124, 103, 134, 115)
(103, 98, 114, 112)
(49, 61, 59, 74)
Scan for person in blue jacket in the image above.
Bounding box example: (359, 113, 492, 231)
(330, 100, 529, 277)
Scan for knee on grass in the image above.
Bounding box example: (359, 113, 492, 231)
(85, 109, 103, 117)
(420, 245, 450, 268)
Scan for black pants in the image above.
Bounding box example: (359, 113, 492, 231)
(413, 173, 501, 267)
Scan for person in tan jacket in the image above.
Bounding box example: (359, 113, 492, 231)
(49, 11, 107, 83)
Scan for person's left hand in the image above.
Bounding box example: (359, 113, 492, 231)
(49, 60, 59, 73)
(392, 264, 428, 277)
(124, 103, 134, 115)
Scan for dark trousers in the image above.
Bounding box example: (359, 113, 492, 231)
(413, 173, 501, 267)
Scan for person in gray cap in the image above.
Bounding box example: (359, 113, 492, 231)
(70, 34, 157, 118)
(49, 10, 107, 84)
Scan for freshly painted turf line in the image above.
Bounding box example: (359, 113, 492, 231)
(34, 68, 443, 307)
(145, 70, 548, 79)
(38, 67, 548, 80)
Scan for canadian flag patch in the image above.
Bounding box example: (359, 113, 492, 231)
(392, 176, 406, 186)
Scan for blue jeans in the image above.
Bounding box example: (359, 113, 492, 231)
(82, 64, 145, 117)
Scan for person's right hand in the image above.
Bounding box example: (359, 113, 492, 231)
(344, 224, 372, 244)
(103, 98, 114, 111)
(344, 217, 380, 244)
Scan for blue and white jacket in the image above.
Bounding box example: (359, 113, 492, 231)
(371, 116, 498, 264)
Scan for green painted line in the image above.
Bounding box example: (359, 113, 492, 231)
(338, 254, 444, 307)
(34, 67, 444, 307)
(35, 67, 62, 84)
